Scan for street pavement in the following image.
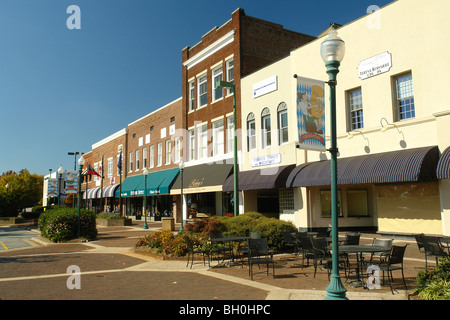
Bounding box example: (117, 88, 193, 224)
(0, 220, 427, 308)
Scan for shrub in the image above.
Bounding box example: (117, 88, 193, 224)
(416, 256, 450, 300)
(38, 208, 97, 242)
(184, 216, 226, 234)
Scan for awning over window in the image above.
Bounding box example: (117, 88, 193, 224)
(116, 168, 179, 197)
(84, 187, 101, 199)
(101, 184, 119, 198)
(286, 146, 439, 187)
(171, 163, 233, 194)
(437, 146, 450, 179)
(223, 165, 295, 192)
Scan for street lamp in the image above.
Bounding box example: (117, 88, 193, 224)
(68, 152, 80, 170)
(57, 165, 64, 207)
(143, 167, 149, 230)
(77, 155, 85, 238)
(216, 80, 239, 217)
(179, 161, 184, 231)
(320, 24, 347, 300)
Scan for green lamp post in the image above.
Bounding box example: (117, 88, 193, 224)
(179, 160, 184, 231)
(143, 167, 149, 230)
(320, 24, 347, 300)
(216, 80, 239, 217)
(77, 155, 85, 238)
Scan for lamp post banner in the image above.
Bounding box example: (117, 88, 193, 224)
(65, 170, 78, 194)
(47, 179, 58, 197)
(296, 76, 326, 151)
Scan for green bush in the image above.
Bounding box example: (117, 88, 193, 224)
(416, 256, 450, 300)
(21, 206, 44, 219)
(38, 208, 97, 242)
(96, 212, 125, 219)
(136, 229, 189, 257)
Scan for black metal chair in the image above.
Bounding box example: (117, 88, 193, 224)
(345, 232, 360, 245)
(247, 238, 275, 280)
(366, 238, 394, 265)
(378, 244, 408, 294)
(283, 232, 301, 256)
(295, 232, 315, 267)
(422, 236, 449, 269)
(184, 235, 210, 269)
(311, 237, 346, 280)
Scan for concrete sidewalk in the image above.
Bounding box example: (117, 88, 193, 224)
(9, 220, 418, 300)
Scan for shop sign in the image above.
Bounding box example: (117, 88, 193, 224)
(358, 51, 392, 80)
(253, 75, 277, 98)
(251, 153, 281, 167)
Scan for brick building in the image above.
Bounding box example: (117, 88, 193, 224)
(173, 8, 315, 218)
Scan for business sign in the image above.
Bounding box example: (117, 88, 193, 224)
(296, 76, 326, 151)
(253, 75, 277, 98)
(251, 153, 281, 167)
(358, 51, 392, 80)
(65, 171, 78, 194)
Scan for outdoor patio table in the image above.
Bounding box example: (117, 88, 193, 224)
(210, 236, 250, 265)
(338, 245, 391, 288)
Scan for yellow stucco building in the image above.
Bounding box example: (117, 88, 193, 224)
(239, 0, 450, 236)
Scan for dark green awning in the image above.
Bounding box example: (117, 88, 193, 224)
(115, 168, 179, 197)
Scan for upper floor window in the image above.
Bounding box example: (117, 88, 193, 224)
(261, 107, 271, 148)
(149, 145, 154, 168)
(189, 129, 195, 161)
(198, 74, 207, 108)
(189, 80, 195, 112)
(226, 59, 234, 95)
(212, 118, 224, 156)
(165, 140, 171, 165)
(135, 149, 140, 171)
(198, 124, 208, 159)
(247, 113, 256, 151)
(277, 102, 288, 145)
(143, 147, 147, 168)
(226, 115, 234, 154)
(212, 65, 223, 102)
(107, 157, 113, 178)
(394, 72, 415, 121)
(157, 142, 162, 167)
(348, 88, 363, 130)
(128, 152, 133, 172)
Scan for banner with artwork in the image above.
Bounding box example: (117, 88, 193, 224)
(65, 171, 78, 194)
(47, 179, 58, 197)
(296, 76, 326, 151)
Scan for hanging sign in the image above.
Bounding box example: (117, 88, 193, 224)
(65, 171, 78, 194)
(296, 76, 326, 151)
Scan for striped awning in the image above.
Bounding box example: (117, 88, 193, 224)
(437, 146, 450, 179)
(287, 146, 439, 187)
(100, 185, 119, 198)
(83, 187, 101, 199)
(223, 165, 295, 191)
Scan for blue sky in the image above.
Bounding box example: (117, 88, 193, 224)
(0, 0, 394, 176)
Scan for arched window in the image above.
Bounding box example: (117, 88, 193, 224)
(277, 102, 288, 145)
(261, 108, 271, 148)
(247, 113, 256, 151)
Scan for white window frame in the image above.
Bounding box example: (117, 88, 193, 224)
(226, 58, 234, 95)
(212, 118, 224, 156)
(174, 136, 181, 163)
(189, 80, 195, 112)
(143, 147, 147, 168)
(198, 74, 207, 108)
(157, 142, 162, 167)
(189, 129, 195, 161)
(107, 157, 113, 178)
(135, 149, 140, 171)
(149, 145, 154, 168)
(212, 65, 223, 102)
(247, 113, 256, 151)
(226, 115, 234, 154)
(197, 124, 207, 159)
(165, 139, 171, 165)
(128, 152, 133, 172)
(261, 108, 271, 149)
(277, 102, 288, 145)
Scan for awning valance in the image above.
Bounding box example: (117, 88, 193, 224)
(83, 187, 101, 199)
(116, 168, 179, 197)
(171, 163, 233, 194)
(287, 146, 439, 187)
(437, 146, 450, 179)
(223, 165, 295, 192)
(101, 184, 119, 198)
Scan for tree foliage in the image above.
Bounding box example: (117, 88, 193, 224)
(0, 169, 44, 217)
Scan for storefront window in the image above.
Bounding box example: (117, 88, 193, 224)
(347, 189, 369, 217)
(320, 190, 343, 217)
